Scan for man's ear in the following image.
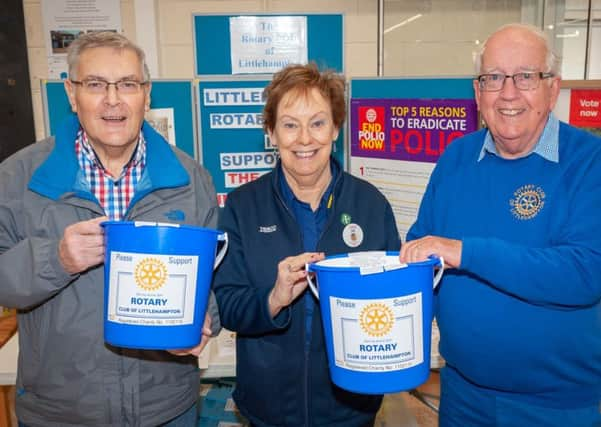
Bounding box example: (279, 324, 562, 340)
(548, 76, 562, 112)
(64, 79, 77, 113)
(473, 79, 482, 111)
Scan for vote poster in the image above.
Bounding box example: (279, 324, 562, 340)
(350, 98, 478, 241)
(568, 89, 601, 137)
(197, 78, 345, 207)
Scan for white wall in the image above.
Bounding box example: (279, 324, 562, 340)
(382, 0, 523, 76)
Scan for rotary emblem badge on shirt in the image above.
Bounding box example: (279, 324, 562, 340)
(509, 184, 546, 220)
(340, 213, 364, 247)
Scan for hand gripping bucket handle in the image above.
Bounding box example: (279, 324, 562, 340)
(306, 255, 445, 299)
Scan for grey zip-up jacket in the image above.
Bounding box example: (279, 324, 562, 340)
(0, 115, 220, 427)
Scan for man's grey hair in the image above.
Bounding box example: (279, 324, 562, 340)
(66, 31, 150, 81)
(474, 23, 561, 77)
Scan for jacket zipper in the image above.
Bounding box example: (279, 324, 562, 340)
(272, 168, 341, 426)
(273, 186, 311, 425)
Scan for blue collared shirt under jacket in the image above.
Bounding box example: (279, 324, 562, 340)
(479, 113, 560, 162)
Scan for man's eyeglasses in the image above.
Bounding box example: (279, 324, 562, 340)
(476, 72, 554, 92)
(70, 79, 148, 94)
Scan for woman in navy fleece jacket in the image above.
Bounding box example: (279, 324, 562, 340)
(213, 63, 401, 427)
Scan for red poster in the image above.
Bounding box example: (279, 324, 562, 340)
(569, 89, 601, 128)
(357, 106, 386, 152)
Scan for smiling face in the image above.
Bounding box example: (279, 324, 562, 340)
(269, 87, 339, 192)
(474, 27, 560, 158)
(65, 46, 150, 164)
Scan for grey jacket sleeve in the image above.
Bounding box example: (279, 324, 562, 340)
(0, 150, 77, 309)
(0, 231, 76, 309)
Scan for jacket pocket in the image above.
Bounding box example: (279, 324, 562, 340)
(17, 307, 50, 390)
(234, 337, 285, 425)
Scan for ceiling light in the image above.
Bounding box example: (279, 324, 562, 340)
(384, 14, 423, 34)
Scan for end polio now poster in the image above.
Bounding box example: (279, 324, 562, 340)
(349, 98, 478, 241)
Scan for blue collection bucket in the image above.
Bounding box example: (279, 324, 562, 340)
(307, 251, 443, 394)
(101, 221, 228, 350)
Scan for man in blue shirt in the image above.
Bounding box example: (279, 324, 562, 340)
(401, 23, 601, 426)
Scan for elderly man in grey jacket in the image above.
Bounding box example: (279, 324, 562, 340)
(0, 32, 220, 427)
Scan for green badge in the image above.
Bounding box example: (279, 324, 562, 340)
(340, 213, 352, 225)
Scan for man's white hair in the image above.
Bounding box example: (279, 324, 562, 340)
(474, 23, 561, 76)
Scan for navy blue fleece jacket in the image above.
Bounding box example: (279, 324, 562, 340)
(213, 160, 401, 427)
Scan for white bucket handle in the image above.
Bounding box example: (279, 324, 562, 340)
(214, 232, 228, 269)
(432, 256, 445, 289)
(306, 263, 319, 300)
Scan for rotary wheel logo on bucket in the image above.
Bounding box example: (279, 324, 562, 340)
(135, 258, 168, 291)
(359, 303, 394, 337)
